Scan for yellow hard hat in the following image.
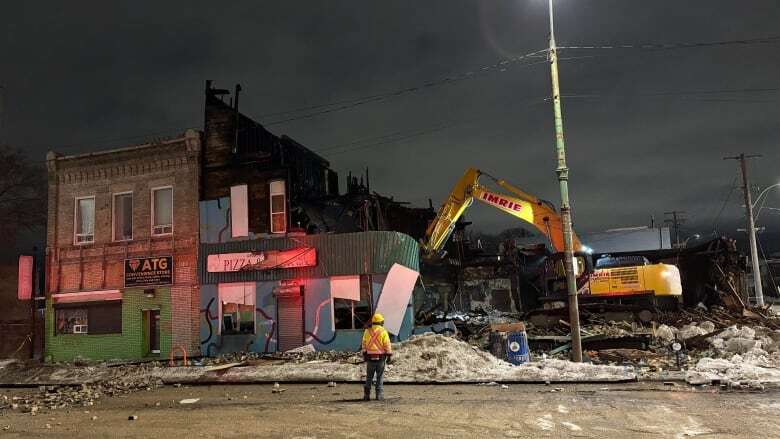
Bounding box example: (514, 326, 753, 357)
(371, 313, 384, 324)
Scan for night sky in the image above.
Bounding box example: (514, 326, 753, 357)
(2, 1, 779, 247)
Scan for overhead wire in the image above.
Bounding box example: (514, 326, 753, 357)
(262, 50, 550, 126)
(312, 95, 548, 157)
(712, 177, 739, 235)
(557, 35, 780, 51)
(757, 235, 779, 296)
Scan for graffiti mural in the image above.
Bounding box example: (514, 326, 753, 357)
(199, 282, 278, 356)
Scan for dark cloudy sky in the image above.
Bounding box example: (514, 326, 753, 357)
(2, 1, 779, 245)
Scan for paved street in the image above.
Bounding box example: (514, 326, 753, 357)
(2, 383, 779, 438)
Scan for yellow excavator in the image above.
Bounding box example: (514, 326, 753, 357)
(422, 168, 682, 323)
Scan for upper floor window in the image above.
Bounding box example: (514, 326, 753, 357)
(269, 180, 286, 234)
(112, 192, 133, 241)
(152, 187, 173, 235)
(74, 196, 95, 244)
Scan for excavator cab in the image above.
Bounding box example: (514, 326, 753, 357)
(539, 252, 594, 299)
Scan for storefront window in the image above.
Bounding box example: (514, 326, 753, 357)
(55, 302, 122, 335)
(219, 282, 256, 335)
(56, 308, 88, 334)
(334, 275, 372, 330)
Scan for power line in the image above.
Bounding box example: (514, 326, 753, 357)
(560, 87, 780, 101)
(323, 123, 457, 157)
(262, 49, 550, 126)
(313, 95, 548, 157)
(712, 176, 738, 234)
(558, 35, 780, 51)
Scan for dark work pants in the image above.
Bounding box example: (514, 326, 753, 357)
(364, 358, 386, 397)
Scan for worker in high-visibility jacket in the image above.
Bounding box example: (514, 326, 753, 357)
(361, 312, 393, 401)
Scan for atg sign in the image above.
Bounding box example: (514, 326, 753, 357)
(125, 256, 173, 287)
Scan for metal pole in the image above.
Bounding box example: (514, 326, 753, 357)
(548, 0, 582, 362)
(724, 153, 764, 306)
(738, 154, 764, 306)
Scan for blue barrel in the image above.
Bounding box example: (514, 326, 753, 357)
(506, 331, 530, 365)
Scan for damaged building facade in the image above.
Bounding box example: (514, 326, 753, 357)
(197, 82, 420, 356)
(44, 131, 202, 362)
(41, 82, 426, 361)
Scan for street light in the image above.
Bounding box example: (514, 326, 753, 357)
(682, 234, 701, 247)
(752, 182, 780, 219)
(546, 0, 583, 362)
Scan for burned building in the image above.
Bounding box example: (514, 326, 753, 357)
(44, 131, 202, 361)
(198, 82, 421, 355)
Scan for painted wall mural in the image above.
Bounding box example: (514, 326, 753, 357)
(199, 276, 415, 356)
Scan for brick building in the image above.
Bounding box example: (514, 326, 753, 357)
(44, 130, 201, 361)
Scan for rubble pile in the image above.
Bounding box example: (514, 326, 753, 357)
(199, 349, 363, 366)
(419, 309, 522, 342)
(0, 363, 164, 414)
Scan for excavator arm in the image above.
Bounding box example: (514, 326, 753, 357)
(422, 168, 581, 257)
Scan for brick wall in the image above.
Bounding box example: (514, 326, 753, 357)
(45, 130, 201, 361)
(45, 287, 173, 362)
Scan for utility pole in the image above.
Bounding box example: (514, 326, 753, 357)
(547, 0, 582, 362)
(724, 153, 764, 306)
(664, 211, 686, 247)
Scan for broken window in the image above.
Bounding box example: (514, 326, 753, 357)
(152, 187, 173, 235)
(74, 196, 95, 244)
(54, 302, 122, 335)
(269, 180, 286, 234)
(219, 282, 256, 335)
(113, 192, 133, 241)
(333, 275, 373, 330)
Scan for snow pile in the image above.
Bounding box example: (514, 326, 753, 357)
(388, 333, 509, 381)
(686, 348, 780, 387)
(684, 324, 780, 386)
(385, 333, 634, 383)
(655, 321, 716, 342)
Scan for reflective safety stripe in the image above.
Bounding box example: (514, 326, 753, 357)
(365, 329, 386, 355)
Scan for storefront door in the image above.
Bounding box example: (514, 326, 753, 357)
(149, 310, 160, 354)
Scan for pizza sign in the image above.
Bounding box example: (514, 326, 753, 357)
(125, 256, 173, 287)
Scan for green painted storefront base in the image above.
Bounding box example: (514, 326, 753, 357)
(45, 288, 173, 363)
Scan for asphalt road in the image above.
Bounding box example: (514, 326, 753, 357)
(1, 383, 778, 438)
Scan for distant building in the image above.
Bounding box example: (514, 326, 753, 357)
(44, 131, 202, 362)
(581, 226, 672, 254)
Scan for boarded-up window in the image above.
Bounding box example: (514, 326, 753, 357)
(269, 180, 286, 234)
(113, 193, 133, 241)
(230, 185, 249, 238)
(152, 187, 173, 235)
(75, 197, 95, 244)
(88, 302, 123, 334)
